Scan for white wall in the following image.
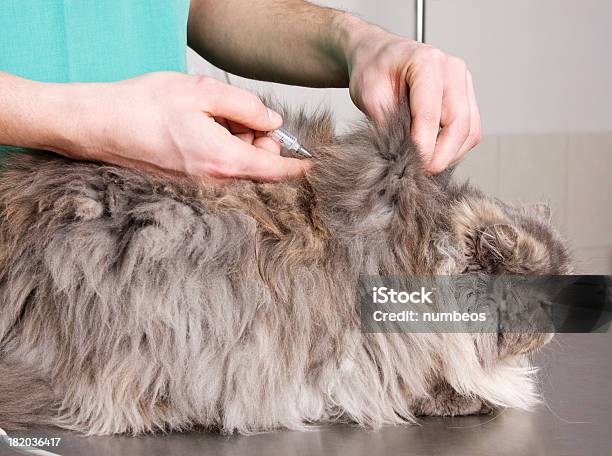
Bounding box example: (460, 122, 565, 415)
(427, 0, 612, 134)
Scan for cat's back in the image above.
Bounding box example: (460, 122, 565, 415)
(0, 152, 272, 283)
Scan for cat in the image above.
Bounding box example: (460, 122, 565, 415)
(0, 102, 572, 435)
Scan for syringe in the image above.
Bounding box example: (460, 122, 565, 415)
(267, 128, 313, 158)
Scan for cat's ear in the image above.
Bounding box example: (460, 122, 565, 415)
(525, 203, 551, 223)
(476, 223, 518, 263)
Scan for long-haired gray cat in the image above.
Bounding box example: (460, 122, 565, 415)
(0, 102, 571, 435)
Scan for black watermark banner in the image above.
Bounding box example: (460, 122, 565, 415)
(359, 275, 611, 333)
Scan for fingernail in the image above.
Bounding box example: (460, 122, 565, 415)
(267, 108, 283, 125)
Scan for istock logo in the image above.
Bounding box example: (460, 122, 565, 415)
(372, 286, 434, 305)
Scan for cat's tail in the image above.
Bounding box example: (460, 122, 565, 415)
(0, 360, 57, 430)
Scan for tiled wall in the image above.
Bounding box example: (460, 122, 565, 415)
(454, 133, 612, 274)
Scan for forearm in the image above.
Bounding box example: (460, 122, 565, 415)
(0, 72, 85, 154)
(188, 0, 376, 87)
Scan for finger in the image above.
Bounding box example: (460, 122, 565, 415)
(198, 77, 283, 132)
(202, 126, 309, 181)
(214, 116, 230, 131)
(253, 130, 281, 154)
(234, 132, 255, 144)
(429, 58, 471, 174)
(226, 120, 256, 145)
(226, 124, 281, 153)
(454, 71, 481, 163)
(407, 63, 445, 167)
(230, 140, 310, 181)
(253, 136, 281, 154)
(227, 120, 253, 135)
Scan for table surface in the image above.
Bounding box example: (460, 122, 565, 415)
(2, 333, 611, 456)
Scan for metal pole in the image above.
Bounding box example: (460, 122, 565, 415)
(416, 0, 426, 43)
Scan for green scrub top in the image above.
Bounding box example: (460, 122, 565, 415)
(0, 0, 190, 83)
(0, 0, 190, 152)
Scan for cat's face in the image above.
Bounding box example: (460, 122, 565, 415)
(452, 195, 572, 275)
(450, 195, 572, 362)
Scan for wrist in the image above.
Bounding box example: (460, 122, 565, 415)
(331, 13, 389, 73)
(37, 82, 95, 156)
(40, 81, 118, 160)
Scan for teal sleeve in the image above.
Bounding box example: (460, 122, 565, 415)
(0, 0, 190, 83)
(0, 1, 190, 151)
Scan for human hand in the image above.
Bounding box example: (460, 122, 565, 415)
(52, 72, 308, 181)
(341, 16, 481, 174)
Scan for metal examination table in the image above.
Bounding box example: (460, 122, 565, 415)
(3, 333, 610, 456)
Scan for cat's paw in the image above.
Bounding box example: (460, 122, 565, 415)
(412, 383, 494, 417)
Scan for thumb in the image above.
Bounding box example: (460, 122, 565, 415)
(199, 78, 282, 131)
